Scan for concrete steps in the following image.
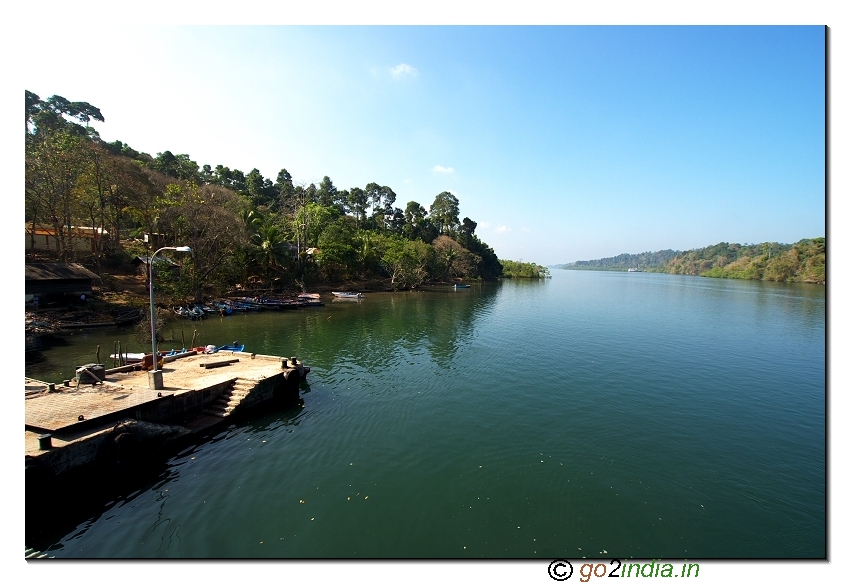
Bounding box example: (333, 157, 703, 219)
(25, 546, 52, 559)
(207, 378, 254, 418)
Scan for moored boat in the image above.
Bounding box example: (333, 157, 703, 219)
(217, 341, 245, 352)
(332, 291, 363, 298)
(174, 306, 205, 319)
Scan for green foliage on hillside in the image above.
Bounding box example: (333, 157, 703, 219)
(559, 249, 679, 271)
(559, 238, 825, 284)
(25, 91, 510, 299)
(700, 238, 824, 284)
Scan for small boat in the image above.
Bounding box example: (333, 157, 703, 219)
(217, 341, 245, 352)
(109, 349, 177, 364)
(296, 297, 324, 307)
(211, 301, 233, 315)
(109, 352, 147, 364)
(332, 291, 363, 299)
(174, 306, 205, 319)
(453, 284, 471, 289)
(298, 293, 321, 300)
(223, 299, 260, 311)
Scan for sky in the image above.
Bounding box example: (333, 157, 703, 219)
(5, 2, 847, 582)
(14, 16, 827, 266)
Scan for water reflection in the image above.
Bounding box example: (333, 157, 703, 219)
(25, 273, 824, 558)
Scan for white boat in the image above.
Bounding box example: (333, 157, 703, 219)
(332, 291, 363, 299)
(109, 352, 146, 363)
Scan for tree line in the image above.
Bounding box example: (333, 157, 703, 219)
(557, 239, 825, 284)
(25, 91, 529, 302)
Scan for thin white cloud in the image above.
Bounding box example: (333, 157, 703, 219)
(494, 225, 512, 234)
(403, 178, 413, 184)
(479, 222, 491, 229)
(432, 165, 455, 174)
(390, 63, 418, 79)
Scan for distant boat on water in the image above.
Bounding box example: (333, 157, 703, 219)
(332, 291, 363, 299)
(453, 284, 471, 289)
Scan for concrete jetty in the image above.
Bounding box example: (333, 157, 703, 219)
(25, 350, 309, 478)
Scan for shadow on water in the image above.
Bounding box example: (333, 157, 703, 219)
(26, 335, 73, 365)
(25, 389, 311, 553)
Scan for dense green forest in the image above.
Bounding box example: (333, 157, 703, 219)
(25, 92, 560, 301)
(557, 238, 825, 284)
(555, 249, 680, 271)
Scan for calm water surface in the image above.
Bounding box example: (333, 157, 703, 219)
(25, 270, 825, 558)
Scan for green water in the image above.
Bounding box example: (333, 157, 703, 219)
(25, 271, 825, 558)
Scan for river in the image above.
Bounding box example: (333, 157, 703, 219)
(24, 270, 825, 558)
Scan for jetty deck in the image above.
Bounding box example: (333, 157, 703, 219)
(25, 350, 306, 466)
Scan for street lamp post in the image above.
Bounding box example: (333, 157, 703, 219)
(148, 245, 192, 389)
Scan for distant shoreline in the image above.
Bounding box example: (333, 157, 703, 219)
(552, 238, 825, 285)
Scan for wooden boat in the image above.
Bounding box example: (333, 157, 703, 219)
(332, 291, 363, 298)
(298, 293, 321, 300)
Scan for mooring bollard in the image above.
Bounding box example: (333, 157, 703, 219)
(281, 358, 289, 368)
(48, 383, 56, 393)
(38, 434, 52, 450)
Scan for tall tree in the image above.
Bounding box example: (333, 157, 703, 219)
(347, 187, 368, 228)
(246, 168, 275, 208)
(430, 191, 460, 236)
(156, 184, 249, 302)
(403, 201, 428, 240)
(26, 91, 104, 137)
(460, 217, 477, 247)
(317, 176, 339, 208)
(25, 129, 90, 261)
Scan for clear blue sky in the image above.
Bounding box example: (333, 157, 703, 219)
(19, 24, 826, 266)
(5, 5, 846, 580)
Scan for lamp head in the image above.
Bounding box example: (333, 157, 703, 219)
(174, 246, 192, 252)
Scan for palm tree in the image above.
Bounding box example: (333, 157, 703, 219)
(250, 223, 290, 287)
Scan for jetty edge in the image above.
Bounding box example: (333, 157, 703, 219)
(25, 349, 310, 483)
